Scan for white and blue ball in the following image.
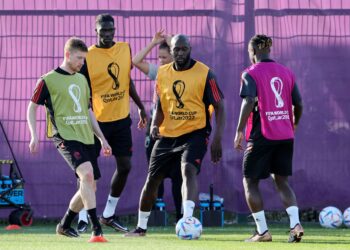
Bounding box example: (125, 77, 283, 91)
(319, 206, 343, 228)
(175, 216, 202, 240)
(342, 207, 350, 228)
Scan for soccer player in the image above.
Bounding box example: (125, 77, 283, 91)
(78, 13, 147, 233)
(234, 34, 304, 242)
(132, 30, 183, 222)
(125, 34, 226, 236)
(27, 37, 111, 243)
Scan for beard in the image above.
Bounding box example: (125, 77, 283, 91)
(67, 61, 81, 73)
(175, 54, 191, 67)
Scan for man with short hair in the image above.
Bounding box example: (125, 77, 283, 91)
(125, 34, 226, 236)
(234, 34, 304, 243)
(78, 13, 147, 233)
(27, 37, 111, 243)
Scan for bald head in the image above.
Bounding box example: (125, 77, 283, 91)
(171, 34, 192, 70)
(171, 34, 191, 48)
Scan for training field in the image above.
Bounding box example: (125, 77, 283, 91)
(0, 223, 349, 250)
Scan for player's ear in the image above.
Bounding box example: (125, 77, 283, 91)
(65, 50, 70, 60)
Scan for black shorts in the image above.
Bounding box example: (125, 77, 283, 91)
(53, 136, 101, 180)
(148, 129, 209, 177)
(95, 116, 133, 157)
(243, 141, 294, 179)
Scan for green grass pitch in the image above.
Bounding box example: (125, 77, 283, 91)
(0, 223, 349, 250)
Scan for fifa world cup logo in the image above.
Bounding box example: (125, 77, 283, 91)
(68, 84, 82, 113)
(107, 62, 120, 90)
(172, 80, 185, 109)
(270, 77, 284, 108)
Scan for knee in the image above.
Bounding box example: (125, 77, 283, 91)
(243, 178, 258, 191)
(80, 170, 94, 184)
(119, 165, 131, 176)
(181, 163, 197, 178)
(117, 158, 132, 175)
(274, 178, 288, 191)
(143, 176, 161, 194)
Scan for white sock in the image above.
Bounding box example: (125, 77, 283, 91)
(286, 206, 300, 228)
(137, 210, 151, 230)
(183, 200, 195, 218)
(102, 195, 119, 218)
(79, 209, 88, 223)
(252, 210, 268, 234)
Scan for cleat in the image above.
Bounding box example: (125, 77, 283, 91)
(77, 220, 88, 233)
(288, 223, 304, 243)
(245, 230, 272, 242)
(99, 215, 129, 233)
(124, 227, 147, 237)
(56, 223, 79, 238)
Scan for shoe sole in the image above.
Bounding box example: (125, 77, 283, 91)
(100, 220, 129, 233)
(123, 233, 146, 237)
(245, 238, 272, 242)
(289, 231, 304, 243)
(56, 232, 79, 238)
(77, 228, 88, 234)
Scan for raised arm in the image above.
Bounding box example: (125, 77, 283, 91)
(132, 30, 166, 75)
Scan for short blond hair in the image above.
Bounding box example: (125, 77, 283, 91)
(64, 37, 88, 53)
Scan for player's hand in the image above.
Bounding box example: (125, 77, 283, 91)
(151, 29, 166, 45)
(138, 108, 148, 129)
(101, 139, 112, 156)
(151, 125, 161, 140)
(29, 136, 39, 154)
(234, 131, 244, 151)
(211, 135, 222, 164)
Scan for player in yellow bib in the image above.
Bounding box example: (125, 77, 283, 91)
(78, 14, 147, 233)
(27, 38, 111, 243)
(125, 34, 226, 236)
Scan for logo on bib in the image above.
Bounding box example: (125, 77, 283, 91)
(107, 62, 120, 90)
(270, 77, 284, 108)
(172, 80, 185, 109)
(68, 84, 82, 113)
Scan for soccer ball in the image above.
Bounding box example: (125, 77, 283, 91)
(319, 206, 343, 228)
(343, 207, 350, 228)
(175, 216, 202, 240)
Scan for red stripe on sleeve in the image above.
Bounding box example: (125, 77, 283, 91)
(209, 79, 221, 102)
(31, 80, 44, 103)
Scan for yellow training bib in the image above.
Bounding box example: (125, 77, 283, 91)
(86, 42, 131, 122)
(157, 61, 209, 137)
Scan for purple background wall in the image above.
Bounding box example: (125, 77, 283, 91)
(0, 0, 349, 218)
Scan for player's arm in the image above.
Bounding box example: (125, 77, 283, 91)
(204, 71, 226, 163)
(150, 98, 164, 140)
(292, 83, 303, 130)
(88, 108, 112, 156)
(27, 79, 48, 153)
(234, 72, 256, 151)
(129, 79, 147, 129)
(132, 30, 166, 75)
(27, 101, 40, 154)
